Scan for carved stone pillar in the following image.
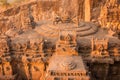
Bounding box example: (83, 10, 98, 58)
(3, 62, 12, 75)
(0, 65, 3, 76)
(85, 0, 91, 22)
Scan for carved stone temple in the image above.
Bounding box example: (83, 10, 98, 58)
(0, 0, 120, 80)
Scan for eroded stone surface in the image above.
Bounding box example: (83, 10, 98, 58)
(0, 0, 120, 80)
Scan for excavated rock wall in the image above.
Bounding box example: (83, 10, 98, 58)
(88, 62, 120, 80)
(0, 0, 105, 34)
(0, 1, 120, 80)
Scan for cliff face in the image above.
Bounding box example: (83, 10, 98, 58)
(0, 0, 120, 80)
(0, 0, 119, 34)
(0, 0, 83, 34)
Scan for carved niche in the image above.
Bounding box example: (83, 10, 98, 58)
(113, 45, 120, 56)
(99, 0, 120, 29)
(0, 37, 9, 55)
(91, 38, 109, 57)
(29, 39, 44, 54)
(3, 62, 12, 75)
(29, 61, 44, 80)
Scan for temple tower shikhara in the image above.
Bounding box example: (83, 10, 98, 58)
(56, 30, 77, 56)
(45, 30, 90, 80)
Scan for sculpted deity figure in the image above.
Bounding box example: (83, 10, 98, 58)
(113, 48, 119, 56)
(30, 42, 39, 54)
(16, 43, 21, 52)
(21, 43, 28, 52)
(91, 38, 109, 57)
(0, 39, 9, 53)
(53, 16, 63, 24)
(38, 42, 44, 53)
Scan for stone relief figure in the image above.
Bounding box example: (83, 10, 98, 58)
(21, 43, 28, 52)
(30, 61, 45, 80)
(53, 16, 63, 24)
(0, 39, 9, 53)
(53, 13, 74, 24)
(107, 21, 120, 38)
(38, 42, 44, 53)
(29, 14, 36, 29)
(16, 43, 22, 52)
(30, 42, 39, 53)
(99, 0, 120, 32)
(11, 43, 18, 51)
(97, 44, 109, 56)
(3, 62, 12, 75)
(62, 13, 73, 23)
(99, 6, 108, 28)
(91, 38, 109, 57)
(113, 45, 120, 56)
(1, 44, 9, 53)
(20, 55, 30, 79)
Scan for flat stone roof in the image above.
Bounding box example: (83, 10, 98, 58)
(47, 55, 87, 72)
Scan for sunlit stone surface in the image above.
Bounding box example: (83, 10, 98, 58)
(0, 0, 120, 80)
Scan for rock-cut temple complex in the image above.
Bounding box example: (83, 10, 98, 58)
(0, 0, 120, 80)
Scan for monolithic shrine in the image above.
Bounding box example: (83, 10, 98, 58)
(0, 0, 120, 80)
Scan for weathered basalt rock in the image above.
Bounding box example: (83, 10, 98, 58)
(0, 0, 120, 80)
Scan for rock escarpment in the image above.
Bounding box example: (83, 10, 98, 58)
(0, 0, 120, 80)
(0, 0, 104, 34)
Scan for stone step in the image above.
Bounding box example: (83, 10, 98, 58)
(76, 26, 91, 32)
(77, 26, 98, 37)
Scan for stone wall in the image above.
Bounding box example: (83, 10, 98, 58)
(88, 62, 120, 80)
(0, 0, 108, 34)
(0, 0, 84, 34)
